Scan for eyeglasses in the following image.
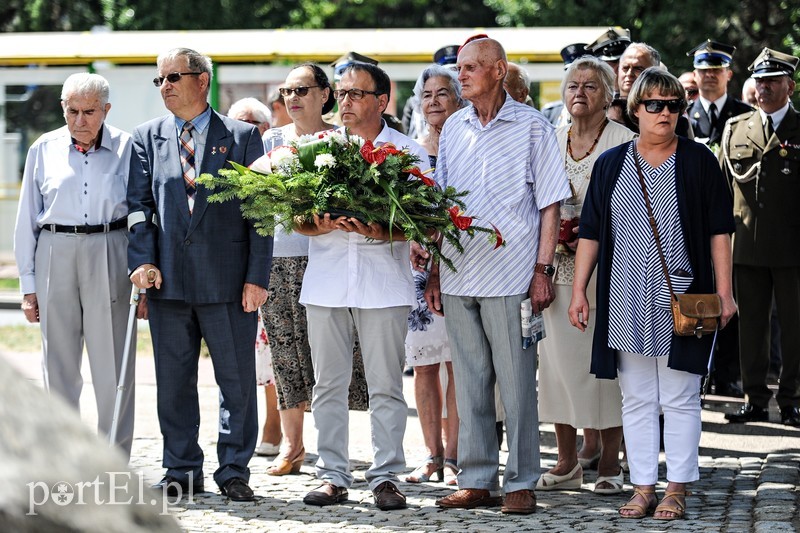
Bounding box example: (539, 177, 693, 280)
(641, 99, 683, 114)
(333, 88, 380, 101)
(153, 72, 202, 87)
(278, 86, 320, 97)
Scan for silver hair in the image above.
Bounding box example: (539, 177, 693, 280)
(507, 62, 531, 91)
(227, 97, 272, 125)
(61, 73, 110, 105)
(413, 64, 464, 107)
(621, 42, 662, 68)
(560, 56, 616, 106)
(157, 47, 213, 88)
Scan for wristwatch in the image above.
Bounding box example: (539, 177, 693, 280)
(534, 263, 555, 276)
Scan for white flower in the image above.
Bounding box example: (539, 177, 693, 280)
(297, 134, 317, 144)
(314, 153, 336, 169)
(269, 146, 298, 168)
(249, 154, 272, 174)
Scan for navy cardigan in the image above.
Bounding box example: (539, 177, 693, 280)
(579, 137, 735, 379)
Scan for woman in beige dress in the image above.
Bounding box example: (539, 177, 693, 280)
(537, 56, 635, 494)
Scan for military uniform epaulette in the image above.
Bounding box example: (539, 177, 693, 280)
(727, 110, 756, 125)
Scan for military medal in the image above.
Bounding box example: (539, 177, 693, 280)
(780, 148, 788, 157)
(211, 147, 217, 155)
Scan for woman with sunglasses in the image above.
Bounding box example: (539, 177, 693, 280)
(568, 68, 736, 520)
(257, 63, 336, 476)
(536, 56, 634, 496)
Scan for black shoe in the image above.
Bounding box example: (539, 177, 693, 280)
(372, 481, 407, 511)
(725, 403, 768, 423)
(220, 478, 255, 501)
(714, 381, 744, 398)
(780, 406, 800, 427)
(304, 482, 349, 506)
(151, 476, 204, 498)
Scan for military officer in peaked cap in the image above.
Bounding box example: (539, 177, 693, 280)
(585, 27, 631, 91)
(686, 40, 753, 399)
(721, 48, 800, 427)
(687, 40, 753, 147)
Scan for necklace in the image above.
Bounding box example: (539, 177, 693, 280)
(567, 118, 609, 162)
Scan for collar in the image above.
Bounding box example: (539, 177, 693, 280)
(760, 102, 790, 131)
(462, 93, 517, 128)
(698, 93, 728, 114)
(71, 123, 106, 154)
(175, 105, 212, 134)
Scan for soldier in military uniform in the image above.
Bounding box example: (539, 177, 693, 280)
(687, 40, 753, 147)
(686, 40, 754, 398)
(721, 48, 800, 427)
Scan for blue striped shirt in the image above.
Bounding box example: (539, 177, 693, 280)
(608, 146, 692, 356)
(435, 94, 570, 296)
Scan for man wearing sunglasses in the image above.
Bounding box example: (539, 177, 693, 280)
(721, 48, 800, 427)
(127, 47, 271, 501)
(297, 61, 429, 512)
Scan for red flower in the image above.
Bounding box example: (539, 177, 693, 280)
(490, 223, 504, 249)
(448, 206, 473, 230)
(406, 166, 435, 186)
(360, 141, 402, 165)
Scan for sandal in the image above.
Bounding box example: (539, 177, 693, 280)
(654, 489, 690, 520)
(618, 486, 656, 519)
(405, 456, 443, 483)
(594, 468, 624, 494)
(536, 463, 583, 491)
(443, 458, 458, 486)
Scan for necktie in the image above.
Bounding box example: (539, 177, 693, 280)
(766, 115, 775, 138)
(180, 122, 196, 212)
(708, 102, 718, 130)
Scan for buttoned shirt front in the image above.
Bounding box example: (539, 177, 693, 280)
(299, 122, 430, 309)
(436, 94, 571, 297)
(14, 123, 132, 294)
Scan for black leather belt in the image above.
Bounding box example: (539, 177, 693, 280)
(42, 218, 128, 234)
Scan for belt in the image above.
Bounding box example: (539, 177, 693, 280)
(42, 218, 128, 234)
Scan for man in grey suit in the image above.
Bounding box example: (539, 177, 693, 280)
(127, 48, 271, 501)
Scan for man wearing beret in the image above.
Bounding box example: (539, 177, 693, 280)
(720, 48, 800, 426)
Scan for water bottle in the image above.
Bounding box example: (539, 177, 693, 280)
(521, 298, 533, 349)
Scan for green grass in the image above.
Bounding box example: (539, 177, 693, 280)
(0, 278, 19, 290)
(0, 324, 154, 356)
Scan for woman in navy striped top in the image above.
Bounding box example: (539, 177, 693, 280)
(569, 68, 737, 520)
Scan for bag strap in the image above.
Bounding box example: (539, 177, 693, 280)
(632, 142, 676, 300)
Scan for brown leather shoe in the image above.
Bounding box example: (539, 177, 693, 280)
(303, 482, 348, 506)
(372, 481, 407, 510)
(501, 489, 536, 514)
(435, 488, 502, 509)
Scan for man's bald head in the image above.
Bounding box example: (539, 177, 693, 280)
(461, 37, 507, 64)
(457, 38, 509, 104)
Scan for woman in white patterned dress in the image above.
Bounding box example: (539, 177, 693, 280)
(537, 56, 635, 495)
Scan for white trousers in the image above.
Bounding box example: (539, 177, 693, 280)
(617, 351, 701, 485)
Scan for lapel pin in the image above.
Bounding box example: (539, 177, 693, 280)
(220, 146, 227, 154)
(211, 147, 217, 155)
(694, 112, 700, 119)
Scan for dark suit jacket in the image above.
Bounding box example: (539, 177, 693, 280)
(720, 105, 800, 267)
(127, 109, 271, 303)
(689, 96, 753, 146)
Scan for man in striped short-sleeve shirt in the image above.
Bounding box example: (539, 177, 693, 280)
(425, 37, 570, 514)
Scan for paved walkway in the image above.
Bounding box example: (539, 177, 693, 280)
(1, 346, 798, 532)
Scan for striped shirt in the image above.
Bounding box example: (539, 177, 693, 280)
(435, 94, 571, 296)
(608, 145, 692, 357)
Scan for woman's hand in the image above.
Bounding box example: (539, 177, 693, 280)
(568, 290, 590, 332)
(718, 293, 737, 329)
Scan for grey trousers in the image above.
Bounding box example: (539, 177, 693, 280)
(443, 293, 540, 493)
(35, 229, 136, 459)
(306, 304, 409, 490)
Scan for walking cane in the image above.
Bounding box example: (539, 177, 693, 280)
(701, 327, 719, 402)
(109, 284, 140, 445)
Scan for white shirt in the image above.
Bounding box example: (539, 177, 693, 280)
(299, 123, 430, 309)
(760, 101, 790, 131)
(14, 123, 132, 294)
(698, 93, 728, 116)
(436, 94, 571, 297)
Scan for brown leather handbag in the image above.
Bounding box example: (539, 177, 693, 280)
(633, 144, 720, 338)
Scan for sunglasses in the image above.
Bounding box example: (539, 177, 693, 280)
(333, 88, 380, 101)
(642, 99, 683, 114)
(152, 72, 201, 87)
(278, 86, 320, 97)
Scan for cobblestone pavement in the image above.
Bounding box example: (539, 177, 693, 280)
(2, 348, 799, 532)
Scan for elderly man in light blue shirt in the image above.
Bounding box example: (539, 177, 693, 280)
(13, 72, 139, 459)
(425, 37, 571, 514)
